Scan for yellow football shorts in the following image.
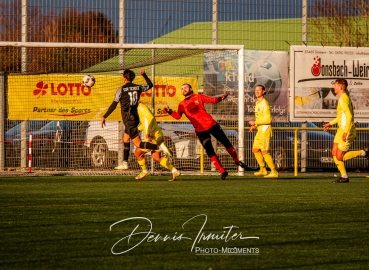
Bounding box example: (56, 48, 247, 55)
(334, 128, 356, 152)
(252, 130, 271, 151)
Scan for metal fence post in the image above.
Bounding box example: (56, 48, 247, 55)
(300, 0, 308, 172)
(210, 0, 218, 172)
(0, 72, 5, 170)
(294, 128, 299, 176)
(117, 0, 125, 167)
(21, 0, 28, 171)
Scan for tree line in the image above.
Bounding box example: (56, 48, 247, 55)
(0, 0, 118, 73)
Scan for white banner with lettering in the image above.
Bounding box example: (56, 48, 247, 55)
(290, 45, 369, 122)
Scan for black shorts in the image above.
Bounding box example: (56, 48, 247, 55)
(196, 123, 232, 157)
(123, 112, 140, 139)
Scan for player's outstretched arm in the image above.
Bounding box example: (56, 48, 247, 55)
(163, 106, 181, 120)
(200, 93, 228, 104)
(140, 69, 153, 89)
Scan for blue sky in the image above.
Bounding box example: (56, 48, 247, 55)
(29, 0, 304, 43)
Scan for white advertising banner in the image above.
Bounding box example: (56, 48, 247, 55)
(290, 45, 369, 122)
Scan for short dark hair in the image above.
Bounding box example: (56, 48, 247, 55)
(182, 83, 192, 89)
(123, 69, 136, 82)
(256, 84, 266, 91)
(334, 79, 348, 90)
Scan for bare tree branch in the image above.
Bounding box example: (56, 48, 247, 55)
(310, 0, 369, 47)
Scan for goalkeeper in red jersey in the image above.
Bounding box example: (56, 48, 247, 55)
(164, 83, 247, 180)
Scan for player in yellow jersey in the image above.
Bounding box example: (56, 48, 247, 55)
(248, 85, 278, 178)
(323, 79, 369, 183)
(134, 102, 180, 181)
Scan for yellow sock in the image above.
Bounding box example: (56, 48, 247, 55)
(138, 158, 147, 171)
(253, 151, 265, 168)
(263, 153, 276, 171)
(343, 150, 362, 161)
(333, 156, 346, 176)
(159, 157, 174, 171)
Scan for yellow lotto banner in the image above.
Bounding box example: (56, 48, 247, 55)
(8, 74, 197, 121)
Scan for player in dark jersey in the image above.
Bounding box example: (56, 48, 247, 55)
(164, 83, 248, 180)
(101, 69, 160, 156)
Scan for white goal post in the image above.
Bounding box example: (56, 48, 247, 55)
(0, 42, 246, 175)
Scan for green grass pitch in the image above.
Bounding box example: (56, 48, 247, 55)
(1, 175, 369, 269)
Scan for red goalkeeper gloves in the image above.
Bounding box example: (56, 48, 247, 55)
(218, 93, 230, 101)
(163, 106, 173, 115)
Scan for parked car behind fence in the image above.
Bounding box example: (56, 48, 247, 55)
(5, 120, 88, 169)
(84, 121, 239, 170)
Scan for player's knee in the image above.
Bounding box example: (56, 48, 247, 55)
(206, 149, 216, 157)
(223, 141, 233, 149)
(336, 154, 344, 161)
(208, 154, 216, 159)
(261, 151, 269, 155)
(134, 149, 144, 159)
(152, 152, 161, 163)
(336, 156, 344, 161)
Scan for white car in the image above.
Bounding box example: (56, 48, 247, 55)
(84, 121, 238, 169)
(84, 121, 202, 168)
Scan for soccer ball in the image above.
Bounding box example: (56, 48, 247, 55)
(82, 74, 96, 87)
(246, 60, 282, 103)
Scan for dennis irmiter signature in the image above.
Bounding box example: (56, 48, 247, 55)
(110, 214, 259, 255)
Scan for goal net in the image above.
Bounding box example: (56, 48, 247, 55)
(0, 42, 245, 175)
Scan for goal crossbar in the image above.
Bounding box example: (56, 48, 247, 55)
(0, 41, 244, 51)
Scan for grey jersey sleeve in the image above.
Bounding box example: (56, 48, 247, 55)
(113, 87, 123, 102)
(103, 87, 121, 119)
